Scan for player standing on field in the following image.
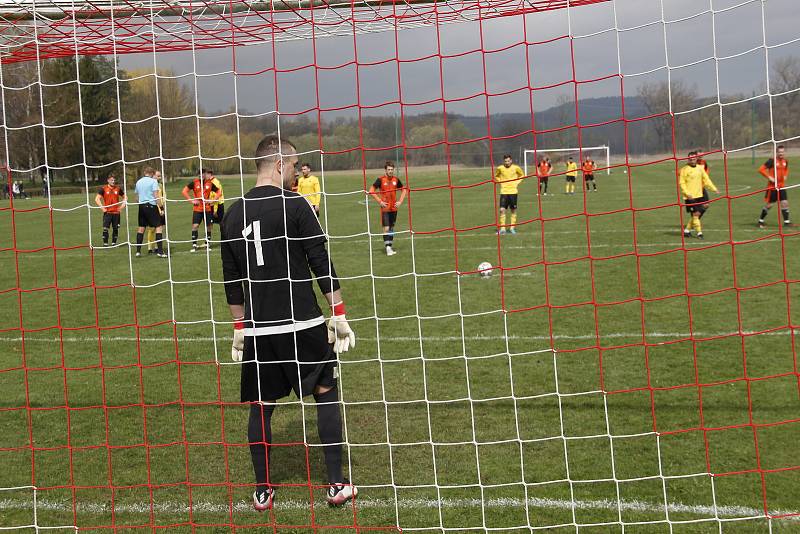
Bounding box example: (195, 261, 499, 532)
(182, 168, 219, 251)
(582, 157, 597, 191)
(537, 157, 552, 196)
(495, 154, 524, 235)
(757, 145, 791, 229)
(680, 151, 718, 239)
(565, 157, 578, 195)
(134, 166, 166, 257)
(368, 161, 407, 256)
(210, 173, 225, 231)
(95, 173, 125, 247)
(297, 163, 322, 216)
(221, 134, 357, 511)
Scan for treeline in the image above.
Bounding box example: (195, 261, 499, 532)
(2, 55, 798, 185)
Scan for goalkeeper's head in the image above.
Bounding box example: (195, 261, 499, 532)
(255, 134, 298, 189)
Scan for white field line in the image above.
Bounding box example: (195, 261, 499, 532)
(0, 329, 795, 345)
(0, 495, 796, 521)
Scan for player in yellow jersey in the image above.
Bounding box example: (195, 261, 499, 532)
(210, 173, 225, 231)
(679, 151, 718, 239)
(495, 154, 525, 235)
(565, 157, 578, 195)
(297, 163, 322, 216)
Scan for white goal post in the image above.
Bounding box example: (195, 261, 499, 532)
(523, 145, 611, 177)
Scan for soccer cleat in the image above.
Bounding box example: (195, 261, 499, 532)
(253, 488, 274, 512)
(697, 232, 704, 240)
(135, 252, 142, 258)
(758, 221, 766, 229)
(386, 246, 397, 256)
(683, 230, 691, 238)
(497, 229, 506, 235)
(157, 252, 168, 258)
(326, 480, 357, 506)
(509, 228, 517, 235)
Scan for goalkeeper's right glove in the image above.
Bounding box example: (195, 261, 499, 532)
(231, 319, 245, 362)
(327, 303, 355, 354)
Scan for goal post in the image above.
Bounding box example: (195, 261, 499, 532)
(523, 145, 611, 177)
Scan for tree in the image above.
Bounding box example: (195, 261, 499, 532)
(771, 56, 800, 141)
(637, 80, 698, 153)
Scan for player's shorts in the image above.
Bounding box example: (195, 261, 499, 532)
(213, 203, 225, 224)
(102, 212, 120, 228)
(381, 210, 398, 228)
(240, 323, 337, 401)
(684, 197, 706, 214)
(138, 204, 161, 228)
(766, 189, 788, 203)
(539, 176, 549, 184)
(192, 210, 212, 225)
(566, 175, 577, 183)
(499, 194, 518, 210)
(584, 173, 595, 181)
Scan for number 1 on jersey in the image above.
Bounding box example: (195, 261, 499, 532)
(243, 220, 265, 266)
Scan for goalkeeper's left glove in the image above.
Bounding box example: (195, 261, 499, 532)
(231, 319, 245, 362)
(327, 304, 355, 354)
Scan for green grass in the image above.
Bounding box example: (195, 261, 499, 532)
(1, 156, 800, 533)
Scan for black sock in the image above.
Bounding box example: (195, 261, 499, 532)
(593, 183, 597, 190)
(136, 232, 144, 253)
(155, 232, 163, 253)
(759, 207, 769, 221)
(314, 387, 343, 484)
(111, 227, 118, 244)
(102, 228, 109, 245)
(206, 230, 212, 243)
(248, 403, 276, 492)
(782, 209, 790, 223)
(191, 229, 198, 245)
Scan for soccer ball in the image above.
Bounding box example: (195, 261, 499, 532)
(478, 261, 493, 278)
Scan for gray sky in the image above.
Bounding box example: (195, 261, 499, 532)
(119, 0, 800, 116)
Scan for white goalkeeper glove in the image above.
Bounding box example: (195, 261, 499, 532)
(231, 322, 245, 362)
(327, 314, 355, 354)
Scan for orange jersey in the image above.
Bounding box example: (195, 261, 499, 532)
(697, 158, 710, 176)
(760, 157, 789, 189)
(98, 184, 124, 213)
(537, 161, 552, 177)
(185, 178, 218, 212)
(582, 160, 595, 174)
(371, 175, 404, 212)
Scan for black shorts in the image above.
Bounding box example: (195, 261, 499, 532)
(381, 211, 398, 228)
(499, 194, 518, 210)
(566, 176, 577, 183)
(584, 174, 595, 181)
(685, 197, 706, 214)
(213, 204, 225, 224)
(240, 323, 337, 401)
(539, 176, 549, 183)
(192, 211, 212, 225)
(102, 212, 120, 228)
(766, 189, 788, 203)
(138, 204, 161, 228)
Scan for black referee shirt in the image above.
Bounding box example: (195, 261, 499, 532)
(221, 185, 340, 334)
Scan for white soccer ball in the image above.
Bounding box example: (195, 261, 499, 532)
(478, 261, 493, 278)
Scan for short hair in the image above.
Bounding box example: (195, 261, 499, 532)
(688, 150, 698, 157)
(301, 162, 312, 170)
(143, 166, 155, 176)
(503, 154, 512, 160)
(201, 167, 213, 175)
(255, 135, 297, 173)
(777, 145, 786, 150)
(384, 160, 395, 169)
(568, 156, 573, 160)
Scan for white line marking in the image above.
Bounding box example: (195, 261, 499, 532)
(0, 495, 795, 521)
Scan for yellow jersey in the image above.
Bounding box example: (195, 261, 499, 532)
(566, 161, 578, 177)
(297, 174, 321, 206)
(495, 164, 525, 195)
(679, 164, 717, 199)
(211, 177, 224, 213)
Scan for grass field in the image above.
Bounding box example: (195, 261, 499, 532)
(1, 155, 800, 533)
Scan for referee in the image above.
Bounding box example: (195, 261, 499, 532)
(134, 166, 165, 258)
(221, 134, 357, 512)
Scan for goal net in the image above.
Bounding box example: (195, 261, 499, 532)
(2, 0, 800, 532)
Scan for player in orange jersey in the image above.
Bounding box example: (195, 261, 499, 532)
(757, 145, 791, 228)
(368, 161, 407, 256)
(582, 158, 597, 191)
(537, 157, 552, 196)
(95, 173, 126, 246)
(182, 168, 219, 251)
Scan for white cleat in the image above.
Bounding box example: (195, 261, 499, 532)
(253, 488, 274, 512)
(326, 480, 357, 506)
(386, 246, 397, 256)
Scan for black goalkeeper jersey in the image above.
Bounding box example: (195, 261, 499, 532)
(221, 185, 340, 334)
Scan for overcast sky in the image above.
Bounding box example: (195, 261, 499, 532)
(119, 0, 800, 117)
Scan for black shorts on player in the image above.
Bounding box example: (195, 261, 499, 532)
(566, 176, 576, 183)
(766, 189, 788, 203)
(499, 194, 518, 210)
(138, 204, 161, 227)
(685, 197, 706, 215)
(240, 323, 337, 401)
(103, 212, 120, 229)
(381, 210, 398, 227)
(192, 211, 211, 225)
(584, 174, 594, 182)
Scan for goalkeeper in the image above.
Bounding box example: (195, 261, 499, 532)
(221, 134, 357, 512)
